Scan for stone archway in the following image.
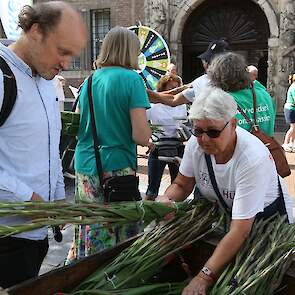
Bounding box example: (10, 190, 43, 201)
(169, 0, 279, 87)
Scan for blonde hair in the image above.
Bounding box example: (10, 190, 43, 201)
(96, 26, 140, 70)
(289, 73, 295, 85)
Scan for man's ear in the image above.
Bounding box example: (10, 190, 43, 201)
(28, 23, 43, 42)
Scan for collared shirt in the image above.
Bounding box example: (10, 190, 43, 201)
(0, 43, 65, 240)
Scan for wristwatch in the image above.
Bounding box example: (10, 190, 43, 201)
(201, 266, 217, 281)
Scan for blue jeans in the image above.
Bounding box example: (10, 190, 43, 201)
(146, 150, 179, 198)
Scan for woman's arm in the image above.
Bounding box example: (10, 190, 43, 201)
(161, 84, 188, 95)
(159, 173, 195, 202)
(146, 89, 189, 106)
(182, 218, 254, 295)
(130, 108, 152, 146)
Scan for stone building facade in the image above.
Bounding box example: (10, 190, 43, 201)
(145, 0, 295, 121)
(0, 0, 294, 120)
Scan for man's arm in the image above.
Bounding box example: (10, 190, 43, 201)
(147, 89, 189, 107)
(161, 84, 188, 95)
(130, 108, 152, 146)
(0, 166, 39, 202)
(54, 157, 66, 201)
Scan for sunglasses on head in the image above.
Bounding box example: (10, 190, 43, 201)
(191, 121, 229, 138)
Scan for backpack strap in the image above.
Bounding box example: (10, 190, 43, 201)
(0, 56, 17, 127)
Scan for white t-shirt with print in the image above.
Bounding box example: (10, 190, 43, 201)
(182, 74, 210, 103)
(179, 127, 293, 222)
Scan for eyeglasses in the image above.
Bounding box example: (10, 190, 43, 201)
(191, 122, 229, 138)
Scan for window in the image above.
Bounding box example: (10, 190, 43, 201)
(68, 56, 81, 70)
(90, 9, 110, 62)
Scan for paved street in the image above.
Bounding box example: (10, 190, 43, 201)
(40, 135, 295, 275)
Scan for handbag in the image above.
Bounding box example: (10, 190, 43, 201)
(155, 138, 184, 158)
(87, 75, 141, 203)
(237, 85, 291, 178)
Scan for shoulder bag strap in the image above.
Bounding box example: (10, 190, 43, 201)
(277, 176, 289, 223)
(237, 83, 259, 131)
(87, 74, 104, 187)
(204, 154, 231, 214)
(250, 83, 259, 131)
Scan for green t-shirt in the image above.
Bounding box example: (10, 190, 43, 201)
(285, 83, 295, 111)
(75, 67, 150, 175)
(230, 83, 275, 136)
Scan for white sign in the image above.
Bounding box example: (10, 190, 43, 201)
(0, 0, 33, 40)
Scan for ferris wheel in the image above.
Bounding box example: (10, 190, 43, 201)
(129, 25, 171, 90)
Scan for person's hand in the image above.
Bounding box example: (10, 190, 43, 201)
(146, 89, 160, 103)
(182, 274, 213, 295)
(156, 195, 176, 220)
(31, 192, 44, 202)
(173, 156, 182, 166)
(146, 142, 155, 154)
(155, 194, 171, 204)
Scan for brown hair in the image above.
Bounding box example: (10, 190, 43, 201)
(208, 52, 251, 92)
(156, 74, 182, 92)
(289, 74, 295, 85)
(18, 2, 65, 36)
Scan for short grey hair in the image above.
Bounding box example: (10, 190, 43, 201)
(247, 65, 258, 73)
(189, 87, 237, 122)
(208, 52, 251, 92)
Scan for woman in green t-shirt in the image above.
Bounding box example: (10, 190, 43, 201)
(65, 27, 152, 264)
(207, 52, 275, 137)
(282, 74, 295, 152)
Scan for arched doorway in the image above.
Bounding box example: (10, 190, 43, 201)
(182, 0, 270, 85)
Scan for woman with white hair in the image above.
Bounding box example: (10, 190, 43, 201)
(158, 87, 293, 295)
(67, 27, 152, 262)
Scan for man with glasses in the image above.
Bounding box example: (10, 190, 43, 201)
(157, 87, 293, 295)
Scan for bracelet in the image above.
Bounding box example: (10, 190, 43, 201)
(197, 272, 215, 284)
(200, 266, 217, 281)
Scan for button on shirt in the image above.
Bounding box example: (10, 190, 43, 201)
(0, 43, 65, 240)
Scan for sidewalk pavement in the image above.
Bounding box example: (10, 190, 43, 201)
(40, 133, 295, 275)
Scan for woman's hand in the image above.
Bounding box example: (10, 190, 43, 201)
(156, 195, 176, 220)
(155, 194, 172, 203)
(182, 274, 213, 295)
(146, 142, 155, 154)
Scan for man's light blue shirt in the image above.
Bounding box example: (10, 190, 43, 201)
(0, 43, 65, 240)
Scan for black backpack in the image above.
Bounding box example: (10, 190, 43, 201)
(0, 56, 17, 126)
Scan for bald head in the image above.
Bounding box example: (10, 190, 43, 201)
(247, 65, 258, 82)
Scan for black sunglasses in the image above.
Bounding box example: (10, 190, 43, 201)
(191, 121, 229, 138)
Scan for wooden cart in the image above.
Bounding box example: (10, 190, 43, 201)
(7, 233, 295, 295)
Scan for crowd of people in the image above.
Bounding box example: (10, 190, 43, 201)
(0, 1, 294, 293)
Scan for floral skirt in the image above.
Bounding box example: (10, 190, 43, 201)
(67, 169, 142, 263)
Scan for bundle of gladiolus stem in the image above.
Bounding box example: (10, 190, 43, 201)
(210, 215, 295, 294)
(0, 200, 192, 237)
(70, 200, 221, 294)
(69, 214, 294, 295)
